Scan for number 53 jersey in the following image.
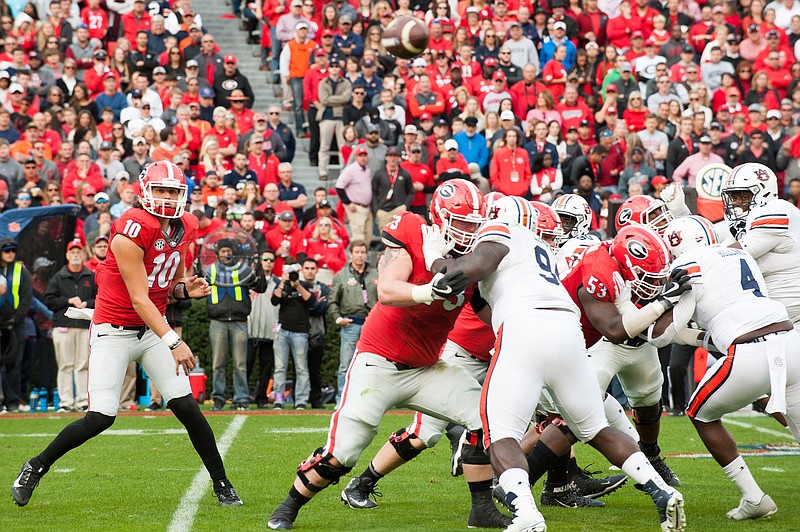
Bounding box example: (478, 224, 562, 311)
(94, 208, 198, 326)
(475, 221, 579, 333)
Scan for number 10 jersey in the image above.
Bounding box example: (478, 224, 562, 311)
(93, 208, 198, 326)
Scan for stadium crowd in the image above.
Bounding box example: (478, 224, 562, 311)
(4, 0, 800, 415)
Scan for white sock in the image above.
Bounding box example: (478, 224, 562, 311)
(723, 456, 764, 503)
(621, 452, 670, 490)
(604, 395, 638, 440)
(499, 468, 535, 506)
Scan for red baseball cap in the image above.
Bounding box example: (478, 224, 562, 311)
(420, 112, 433, 121)
(631, 30, 644, 38)
(322, 28, 335, 37)
(82, 186, 97, 196)
(492, 70, 506, 81)
(606, 106, 618, 115)
(67, 238, 84, 251)
(484, 57, 498, 67)
(224, 54, 237, 64)
(651, 175, 669, 187)
(355, 146, 368, 156)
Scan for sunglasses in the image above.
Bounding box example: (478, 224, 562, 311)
(262, 257, 275, 262)
(96, 198, 109, 203)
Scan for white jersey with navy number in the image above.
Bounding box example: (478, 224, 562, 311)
(474, 221, 580, 331)
(740, 199, 800, 323)
(672, 245, 789, 351)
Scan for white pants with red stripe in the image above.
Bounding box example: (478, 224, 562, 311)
(688, 330, 800, 443)
(88, 323, 192, 416)
(407, 340, 490, 447)
(482, 311, 608, 447)
(324, 351, 482, 467)
(587, 338, 664, 408)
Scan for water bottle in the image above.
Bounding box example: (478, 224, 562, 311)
(39, 388, 48, 412)
(29, 388, 39, 412)
(52, 389, 60, 411)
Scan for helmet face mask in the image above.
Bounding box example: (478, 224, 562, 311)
(642, 204, 674, 234)
(610, 225, 672, 302)
(430, 179, 487, 254)
(139, 161, 188, 219)
(616, 195, 673, 235)
(531, 201, 563, 250)
(721, 162, 778, 222)
(553, 193, 591, 243)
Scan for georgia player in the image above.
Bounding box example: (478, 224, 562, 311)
(649, 214, 800, 521)
(267, 180, 511, 531)
(12, 161, 243, 508)
(615, 194, 675, 235)
(422, 195, 687, 532)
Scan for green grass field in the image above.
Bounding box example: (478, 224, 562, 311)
(1, 410, 799, 532)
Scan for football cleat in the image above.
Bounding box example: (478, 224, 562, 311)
(467, 496, 512, 529)
(341, 477, 381, 509)
(505, 493, 547, 532)
(540, 482, 606, 508)
(572, 467, 628, 499)
(213, 479, 243, 506)
(12, 460, 47, 507)
(726, 494, 777, 520)
(639, 479, 686, 532)
(267, 502, 297, 530)
(492, 478, 513, 512)
(448, 427, 466, 477)
(650, 456, 681, 487)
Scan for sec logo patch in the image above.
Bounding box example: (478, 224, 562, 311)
(155, 239, 166, 251)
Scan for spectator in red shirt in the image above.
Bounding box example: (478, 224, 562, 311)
(557, 85, 593, 133)
(247, 134, 280, 190)
(401, 143, 436, 218)
(305, 216, 347, 276)
(266, 210, 307, 275)
(80, 0, 109, 43)
(435, 138, 471, 183)
(607, 0, 641, 51)
(121, 0, 152, 44)
(542, 45, 569, 102)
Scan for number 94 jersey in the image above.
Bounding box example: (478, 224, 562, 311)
(475, 221, 579, 332)
(93, 208, 198, 326)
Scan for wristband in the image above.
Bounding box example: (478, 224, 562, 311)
(335, 317, 345, 325)
(411, 283, 434, 304)
(172, 282, 190, 301)
(162, 330, 182, 350)
(620, 300, 665, 338)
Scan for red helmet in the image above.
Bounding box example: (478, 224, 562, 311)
(615, 195, 674, 235)
(484, 191, 506, 220)
(530, 201, 563, 249)
(429, 179, 487, 253)
(139, 161, 188, 219)
(610, 225, 672, 301)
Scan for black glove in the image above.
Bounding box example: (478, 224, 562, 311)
(431, 266, 470, 300)
(730, 219, 747, 241)
(656, 268, 692, 311)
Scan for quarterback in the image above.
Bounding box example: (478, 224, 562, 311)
(12, 161, 243, 508)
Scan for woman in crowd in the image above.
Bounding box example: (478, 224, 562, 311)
(745, 71, 781, 110)
(110, 122, 133, 158)
(71, 89, 98, 124)
(623, 91, 648, 132)
(164, 46, 186, 78)
(306, 217, 346, 285)
(490, 128, 531, 196)
(459, 96, 485, 131)
(57, 58, 79, 98)
(526, 90, 561, 128)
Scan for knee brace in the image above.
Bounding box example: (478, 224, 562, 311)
(632, 402, 662, 426)
(389, 428, 424, 461)
(296, 447, 352, 491)
(82, 411, 116, 437)
(461, 430, 490, 465)
(167, 394, 200, 419)
(549, 417, 578, 445)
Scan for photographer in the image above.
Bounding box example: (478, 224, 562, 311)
(300, 258, 329, 409)
(207, 238, 268, 411)
(270, 256, 316, 410)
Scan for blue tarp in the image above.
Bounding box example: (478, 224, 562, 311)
(0, 205, 81, 240)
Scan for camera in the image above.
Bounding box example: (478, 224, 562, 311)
(285, 263, 301, 282)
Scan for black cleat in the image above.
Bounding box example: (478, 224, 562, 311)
(572, 467, 628, 499)
(650, 456, 681, 487)
(12, 460, 47, 507)
(541, 482, 606, 508)
(467, 496, 513, 529)
(445, 424, 466, 477)
(214, 479, 243, 506)
(341, 477, 381, 509)
(211, 400, 225, 412)
(267, 502, 297, 530)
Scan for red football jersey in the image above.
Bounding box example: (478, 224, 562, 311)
(560, 241, 624, 348)
(446, 303, 494, 362)
(93, 208, 198, 327)
(357, 212, 472, 367)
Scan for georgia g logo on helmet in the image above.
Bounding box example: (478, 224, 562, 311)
(617, 208, 632, 226)
(438, 183, 456, 198)
(626, 240, 649, 260)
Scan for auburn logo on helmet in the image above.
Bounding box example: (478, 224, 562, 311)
(627, 240, 649, 260)
(667, 230, 682, 248)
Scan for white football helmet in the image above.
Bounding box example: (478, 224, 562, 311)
(663, 215, 719, 258)
(721, 162, 779, 221)
(493, 196, 538, 230)
(552, 194, 592, 243)
(484, 191, 506, 220)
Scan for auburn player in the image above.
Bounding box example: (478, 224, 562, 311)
(650, 215, 800, 521)
(422, 196, 687, 532)
(267, 180, 510, 530)
(12, 162, 243, 508)
(551, 194, 599, 274)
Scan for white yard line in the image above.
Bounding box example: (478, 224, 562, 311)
(167, 415, 247, 532)
(722, 417, 796, 441)
(0, 429, 189, 437)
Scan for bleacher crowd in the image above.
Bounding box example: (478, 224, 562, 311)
(4, 0, 800, 412)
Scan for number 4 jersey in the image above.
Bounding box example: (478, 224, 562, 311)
(93, 208, 198, 326)
(475, 221, 579, 333)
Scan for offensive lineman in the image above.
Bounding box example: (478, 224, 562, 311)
(267, 180, 510, 530)
(12, 161, 243, 507)
(648, 214, 800, 521)
(423, 196, 687, 532)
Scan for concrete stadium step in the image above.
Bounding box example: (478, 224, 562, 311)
(200, 3, 330, 193)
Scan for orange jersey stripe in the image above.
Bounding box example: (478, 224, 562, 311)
(751, 217, 789, 228)
(477, 222, 511, 238)
(687, 345, 735, 419)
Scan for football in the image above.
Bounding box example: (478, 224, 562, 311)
(382, 16, 430, 60)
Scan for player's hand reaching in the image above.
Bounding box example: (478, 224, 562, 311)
(655, 268, 692, 311)
(171, 342, 196, 375)
(660, 184, 688, 215)
(184, 275, 211, 298)
(431, 267, 470, 300)
(421, 224, 454, 270)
